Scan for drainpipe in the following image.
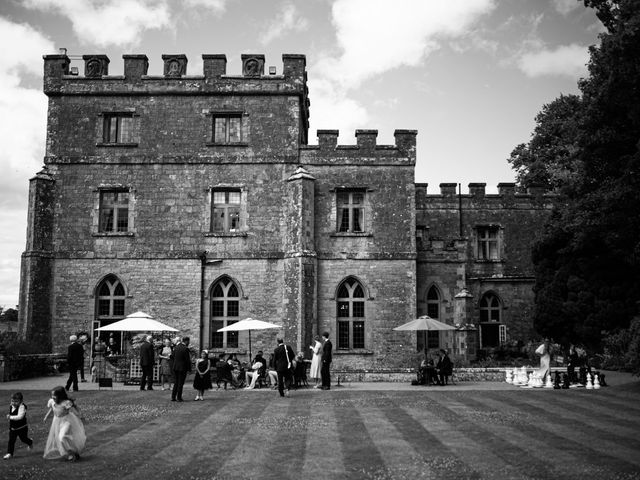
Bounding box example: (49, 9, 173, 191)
(458, 183, 463, 238)
(198, 251, 207, 351)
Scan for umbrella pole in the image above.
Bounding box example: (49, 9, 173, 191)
(248, 330, 252, 364)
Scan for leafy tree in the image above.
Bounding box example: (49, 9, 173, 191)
(507, 94, 583, 191)
(516, 0, 640, 350)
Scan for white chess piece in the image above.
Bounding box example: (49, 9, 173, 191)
(505, 369, 513, 384)
(545, 373, 553, 389)
(585, 373, 594, 389)
(593, 373, 601, 389)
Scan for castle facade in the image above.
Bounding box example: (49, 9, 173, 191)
(18, 53, 552, 368)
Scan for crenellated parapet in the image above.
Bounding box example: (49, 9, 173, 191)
(300, 129, 416, 165)
(414, 182, 555, 210)
(42, 52, 308, 98)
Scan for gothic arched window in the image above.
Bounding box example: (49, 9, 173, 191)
(210, 277, 240, 348)
(336, 277, 365, 350)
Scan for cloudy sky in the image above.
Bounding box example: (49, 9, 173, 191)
(0, 0, 601, 308)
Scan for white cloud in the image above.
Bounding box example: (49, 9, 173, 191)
(0, 18, 54, 308)
(308, 0, 494, 142)
(260, 2, 309, 45)
(517, 43, 589, 77)
(552, 0, 581, 16)
(317, 0, 495, 89)
(184, 0, 229, 14)
(23, 0, 172, 47)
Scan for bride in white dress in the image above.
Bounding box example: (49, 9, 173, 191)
(309, 335, 323, 387)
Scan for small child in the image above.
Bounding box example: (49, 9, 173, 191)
(43, 386, 86, 462)
(5, 392, 33, 459)
(193, 350, 212, 400)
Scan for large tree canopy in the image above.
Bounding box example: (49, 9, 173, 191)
(513, 0, 640, 349)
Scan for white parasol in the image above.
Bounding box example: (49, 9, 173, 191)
(217, 317, 280, 362)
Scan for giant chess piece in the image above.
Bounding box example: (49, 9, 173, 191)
(505, 368, 513, 384)
(562, 372, 570, 389)
(553, 371, 562, 389)
(599, 373, 607, 387)
(544, 373, 553, 389)
(593, 373, 601, 389)
(585, 373, 594, 389)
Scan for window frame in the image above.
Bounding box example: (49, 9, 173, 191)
(479, 292, 502, 323)
(336, 277, 366, 350)
(209, 187, 246, 235)
(336, 189, 367, 234)
(211, 113, 243, 144)
(98, 189, 130, 233)
(475, 225, 502, 261)
(95, 275, 126, 355)
(97, 111, 139, 147)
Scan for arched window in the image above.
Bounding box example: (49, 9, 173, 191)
(210, 277, 240, 348)
(95, 274, 126, 354)
(336, 277, 365, 350)
(480, 293, 501, 322)
(426, 285, 440, 319)
(418, 285, 441, 351)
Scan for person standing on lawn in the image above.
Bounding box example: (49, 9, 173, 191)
(309, 335, 323, 388)
(139, 335, 155, 391)
(320, 331, 332, 390)
(4, 392, 33, 460)
(171, 337, 192, 402)
(273, 338, 296, 397)
(193, 350, 212, 401)
(65, 335, 84, 392)
(158, 338, 174, 391)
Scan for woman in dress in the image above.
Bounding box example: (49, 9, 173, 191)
(43, 386, 86, 462)
(193, 350, 212, 401)
(309, 335, 323, 388)
(158, 338, 173, 391)
(536, 338, 552, 382)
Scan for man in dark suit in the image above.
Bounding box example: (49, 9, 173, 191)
(273, 338, 296, 397)
(321, 331, 332, 390)
(65, 335, 84, 392)
(171, 336, 191, 402)
(139, 335, 155, 391)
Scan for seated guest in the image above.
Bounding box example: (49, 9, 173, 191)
(245, 351, 267, 389)
(436, 349, 453, 385)
(216, 354, 235, 389)
(419, 353, 439, 385)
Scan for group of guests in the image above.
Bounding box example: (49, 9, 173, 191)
(418, 349, 453, 386)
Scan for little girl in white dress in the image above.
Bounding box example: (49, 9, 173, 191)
(43, 386, 86, 462)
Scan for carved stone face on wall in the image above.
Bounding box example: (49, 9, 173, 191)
(242, 56, 264, 77)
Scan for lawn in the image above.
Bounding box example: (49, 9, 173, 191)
(2, 382, 640, 480)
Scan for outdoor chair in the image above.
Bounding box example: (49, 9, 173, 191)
(216, 361, 235, 389)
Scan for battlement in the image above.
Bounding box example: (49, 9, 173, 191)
(42, 53, 308, 95)
(415, 182, 551, 197)
(415, 182, 555, 210)
(301, 129, 416, 159)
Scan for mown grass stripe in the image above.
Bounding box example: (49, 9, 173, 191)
(481, 392, 640, 472)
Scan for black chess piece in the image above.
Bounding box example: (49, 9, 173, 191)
(554, 371, 562, 389)
(598, 372, 607, 387)
(579, 366, 587, 385)
(562, 372, 570, 389)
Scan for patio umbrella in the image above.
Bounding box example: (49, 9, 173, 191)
(95, 311, 179, 332)
(393, 315, 456, 332)
(217, 317, 280, 362)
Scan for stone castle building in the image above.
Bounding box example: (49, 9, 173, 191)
(18, 53, 552, 369)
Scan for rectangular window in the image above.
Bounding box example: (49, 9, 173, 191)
(353, 321, 365, 349)
(99, 191, 129, 233)
(427, 303, 439, 319)
(337, 302, 349, 317)
(211, 190, 241, 233)
(103, 114, 134, 144)
(211, 320, 224, 348)
(477, 226, 499, 260)
(499, 324, 507, 345)
(338, 321, 350, 349)
(337, 191, 365, 233)
(352, 301, 365, 317)
(213, 115, 242, 143)
(226, 320, 238, 348)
